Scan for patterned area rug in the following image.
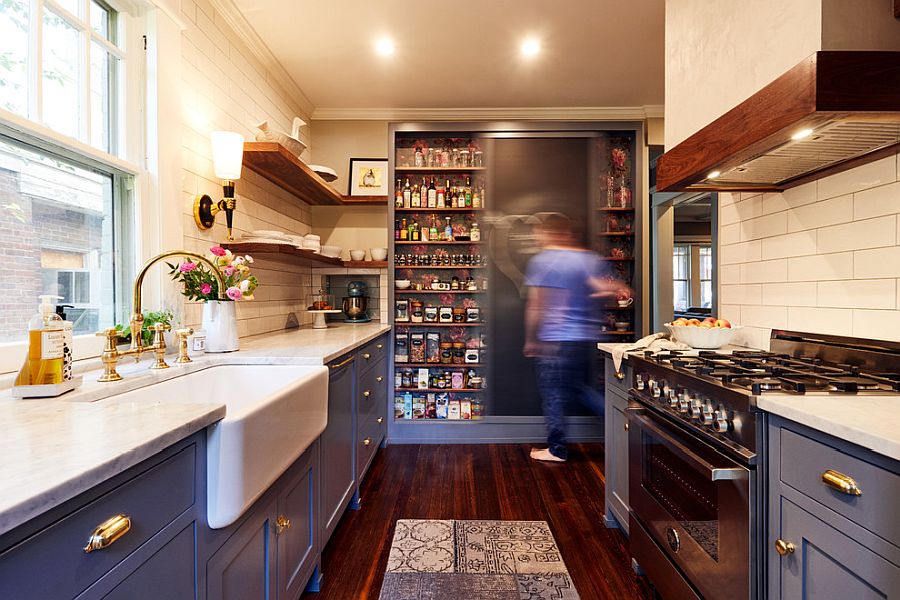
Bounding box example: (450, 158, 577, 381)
(379, 520, 580, 600)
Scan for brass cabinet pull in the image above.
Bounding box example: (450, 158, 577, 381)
(822, 469, 862, 496)
(624, 422, 629, 432)
(376, 343, 384, 350)
(775, 539, 795, 556)
(363, 352, 371, 360)
(84, 514, 132, 553)
(615, 370, 625, 381)
(363, 390, 371, 398)
(363, 438, 372, 446)
(330, 355, 355, 370)
(376, 376, 384, 383)
(275, 514, 291, 535)
(377, 417, 384, 424)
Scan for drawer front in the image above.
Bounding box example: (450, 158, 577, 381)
(604, 357, 630, 396)
(358, 356, 387, 420)
(780, 427, 900, 549)
(357, 411, 386, 479)
(357, 335, 388, 374)
(0, 444, 195, 600)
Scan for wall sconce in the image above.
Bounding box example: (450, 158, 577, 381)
(194, 131, 244, 241)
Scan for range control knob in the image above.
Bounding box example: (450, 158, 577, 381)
(677, 397, 691, 413)
(668, 391, 680, 408)
(689, 399, 704, 420)
(651, 382, 662, 398)
(713, 410, 732, 433)
(636, 376, 646, 391)
(700, 403, 716, 425)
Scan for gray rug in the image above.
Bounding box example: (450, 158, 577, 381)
(380, 520, 580, 600)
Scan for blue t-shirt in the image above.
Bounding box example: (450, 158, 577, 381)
(525, 249, 608, 342)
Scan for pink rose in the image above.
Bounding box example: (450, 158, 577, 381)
(180, 261, 196, 272)
(223, 265, 235, 276)
(200, 283, 212, 295)
(226, 286, 243, 300)
(210, 246, 226, 256)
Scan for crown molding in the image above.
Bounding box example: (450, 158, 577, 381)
(311, 105, 665, 122)
(209, 0, 315, 118)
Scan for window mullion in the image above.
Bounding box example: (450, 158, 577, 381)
(30, 0, 43, 122)
(81, 4, 90, 143)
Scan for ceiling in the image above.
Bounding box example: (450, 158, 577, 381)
(231, 0, 665, 113)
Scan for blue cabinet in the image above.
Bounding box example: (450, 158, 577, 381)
(207, 497, 277, 600)
(603, 356, 631, 533)
(768, 417, 900, 599)
(320, 351, 357, 545)
(277, 444, 319, 599)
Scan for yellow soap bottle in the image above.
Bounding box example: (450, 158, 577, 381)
(15, 295, 65, 387)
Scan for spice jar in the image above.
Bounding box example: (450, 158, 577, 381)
(410, 300, 424, 323)
(465, 348, 480, 364)
(409, 333, 426, 363)
(424, 306, 438, 322)
(426, 332, 441, 363)
(452, 342, 465, 364)
(439, 306, 454, 323)
(452, 308, 465, 323)
(466, 307, 480, 322)
(440, 342, 453, 364)
(395, 299, 409, 322)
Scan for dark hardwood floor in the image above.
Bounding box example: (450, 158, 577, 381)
(302, 443, 655, 600)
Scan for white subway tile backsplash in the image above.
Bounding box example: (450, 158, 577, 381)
(719, 304, 741, 322)
(762, 282, 817, 307)
(853, 309, 900, 342)
(787, 307, 854, 337)
(721, 240, 761, 265)
(761, 230, 817, 260)
(787, 253, 854, 281)
(742, 305, 787, 329)
(720, 195, 763, 226)
(853, 246, 900, 278)
(720, 223, 741, 245)
(816, 216, 896, 254)
(740, 212, 787, 241)
(720, 264, 742, 285)
(817, 156, 897, 200)
(853, 181, 900, 221)
(817, 279, 896, 310)
(786, 194, 852, 233)
(781, 182, 817, 208)
(720, 284, 762, 305)
(741, 260, 788, 284)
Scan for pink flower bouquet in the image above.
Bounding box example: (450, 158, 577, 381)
(168, 246, 259, 301)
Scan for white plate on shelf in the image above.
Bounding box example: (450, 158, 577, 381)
(307, 164, 337, 182)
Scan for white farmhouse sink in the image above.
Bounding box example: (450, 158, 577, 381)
(107, 364, 329, 529)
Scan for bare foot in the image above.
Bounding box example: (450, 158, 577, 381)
(529, 448, 566, 463)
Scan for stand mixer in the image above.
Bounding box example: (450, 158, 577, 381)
(342, 281, 371, 323)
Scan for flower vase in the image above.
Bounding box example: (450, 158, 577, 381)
(202, 300, 239, 353)
(605, 175, 616, 208)
(616, 175, 632, 208)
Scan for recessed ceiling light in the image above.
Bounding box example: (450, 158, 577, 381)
(521, 38, 541, 58)
(707, 170, 721, 179)
(375, 38, 395, 56)
(791, 128, 813, 141)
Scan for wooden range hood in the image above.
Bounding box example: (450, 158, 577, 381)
(657, 51, 900, 192)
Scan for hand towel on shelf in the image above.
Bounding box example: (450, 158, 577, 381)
(610, 333, 691, 373)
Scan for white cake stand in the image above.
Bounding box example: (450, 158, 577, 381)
(307, 309, 343, 329)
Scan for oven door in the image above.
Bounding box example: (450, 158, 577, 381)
(628, 402, 751, 600)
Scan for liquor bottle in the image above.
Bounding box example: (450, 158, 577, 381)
(471, 222, 481, 242)
(395, 179, 403, 208)
(412, 223, 420, 242)
(403, 178, 412, 207)
(436, 179, 446, 207)
(450, 186, 459, 208)
(444, 217, 453, 241)
(472, 184, 482, 208)
(465, 177, 472, 207)
(421, 221, 429, 242)
(395, 219, 401, 240)
(412, 184, 421, 208)
(427, 177, 437, 208)
(400, 218, 408, 241)
(429, 215, 439, 241)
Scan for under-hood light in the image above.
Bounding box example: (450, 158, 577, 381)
(706, 170, 721, 179)
(791, 128, 814, 141)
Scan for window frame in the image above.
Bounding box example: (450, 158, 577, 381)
(673, 241, 713, 311)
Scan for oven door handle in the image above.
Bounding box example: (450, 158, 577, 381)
(627, 408, 747, 482)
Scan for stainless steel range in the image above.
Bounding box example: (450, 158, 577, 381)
(626, 330, 900, 600)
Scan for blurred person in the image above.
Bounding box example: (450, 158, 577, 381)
(524, 213, 631, 462)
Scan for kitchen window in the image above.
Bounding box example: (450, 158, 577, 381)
(673, 244, 690, 312)
(673, 243, 712, 311)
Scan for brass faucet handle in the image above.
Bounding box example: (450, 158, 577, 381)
(174, 328, 194, 364)
(149, 323, 170, 371)
(96, 328, 123, 382)
(96, 327, 120, 346)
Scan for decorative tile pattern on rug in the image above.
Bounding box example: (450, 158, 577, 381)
(379, 573, 520, 600)
(386, 519, 455, 573)
(455, 520, 567, 575)
(381, 519, 579, 600)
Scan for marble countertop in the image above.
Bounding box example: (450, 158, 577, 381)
(0, 322, 390, 537)
(757, 395, 900, 462)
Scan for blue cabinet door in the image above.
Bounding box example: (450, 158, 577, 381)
(320, 355, 356, 545)
(277, 445, 318, 599)
(775, 498, 900, 598)
(207, 498, 277, 600)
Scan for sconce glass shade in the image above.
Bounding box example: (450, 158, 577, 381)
(211, 131, 244, 180)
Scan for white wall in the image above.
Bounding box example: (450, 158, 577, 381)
(719, 152, 900, 349)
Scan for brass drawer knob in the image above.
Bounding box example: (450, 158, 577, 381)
(376, 343, 384, 350)
(363, 390, 371, 398)
(822, 469, 862, 496)
(615, 370, 625, 381)
(376, 376, 384, 383)
(377, 417, 384, 424)
(775, 539, 795, 556)
(363, 438, 372, 446)
(275, 514, 291, 535)
(624, 422, 629, 432)
(363, 352, 371, 360)
(84, 514, 131, 553)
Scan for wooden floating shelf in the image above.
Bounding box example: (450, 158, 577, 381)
(396, 388, 486, 394)
(597, 207, 635, 212)
(221, 242, 343, 267)
(600, 257, 634, 261)
(395, 167, 486, 172)
(242, 142, 344, 206)
(395, 290, 485, 294)
(395, 323, 484, 327)
(399, 363, 486, 368)
(395, 207, 484, 212)
(398, 265, 486, 269)
(396, 241, 482, 245)
(599, 232, 635, 237)
(344, 261, 389, 268)
(341, 195, 388, 205)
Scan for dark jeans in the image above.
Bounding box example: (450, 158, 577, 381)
(535, 342, 603, 460)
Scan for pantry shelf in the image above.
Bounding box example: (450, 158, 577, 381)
(396, 241, 482, 245)
(395, 323, 485, 327)
(395, 167, 486, 172)
(400, 363, 486, 368)
(395, 388, 486, 393)
(395, 290, 485, 294)
(344, 261, 389, 268)
(397, 265, 486, 269)
(395, 207, 484, 213)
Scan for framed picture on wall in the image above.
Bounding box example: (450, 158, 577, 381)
(348, 158, 388, 196)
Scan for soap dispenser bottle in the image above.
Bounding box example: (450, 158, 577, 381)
(15, 295, 65, 386)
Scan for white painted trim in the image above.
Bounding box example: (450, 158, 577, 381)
(208, 0, 315, 118)
(312, 105, 666, 122)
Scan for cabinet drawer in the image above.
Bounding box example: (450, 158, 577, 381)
(358, 357, 387, 420)
(357, 412, 386, 479)
(357, 335, 388, 374)
(780, 427, 900, 549)
(0, 444, 195, 600)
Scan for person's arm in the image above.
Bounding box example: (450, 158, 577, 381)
(589, 276, 632, 298)
(524, 286, 545, 357)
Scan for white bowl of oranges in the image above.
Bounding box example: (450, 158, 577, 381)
(665, 317, 739, 349)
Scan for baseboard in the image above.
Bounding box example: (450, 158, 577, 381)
(387, 415, 604, 444)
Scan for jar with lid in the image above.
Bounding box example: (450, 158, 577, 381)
(410, 300, 424, 323)
(424, 306, 438, 322)
(459, 149, 470, 167)
(452, 342, 465, 364)
(426, 147, 436, 167)
(439, 306, 454, 323)
(395, 299, 410, 322)
(473, 151, 484, 167)
(440, 342, 453, 364)
(452, 307, 465, 323)
(451, 276, 460, 290)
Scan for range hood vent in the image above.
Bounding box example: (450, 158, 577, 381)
(657, 52, 900, 192)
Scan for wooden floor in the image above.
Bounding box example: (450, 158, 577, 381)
(302, 443, 655, 600)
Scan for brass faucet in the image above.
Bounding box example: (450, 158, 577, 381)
(96, 251, 226, 382)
